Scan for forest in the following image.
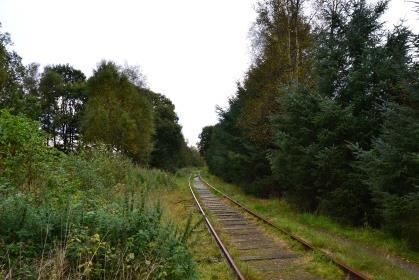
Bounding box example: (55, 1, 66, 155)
(199, 0, 419, 250)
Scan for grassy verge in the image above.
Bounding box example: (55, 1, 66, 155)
(205, 206, 342, 280)
(199, 176, 344, 280)
(200, 169, 419, 280)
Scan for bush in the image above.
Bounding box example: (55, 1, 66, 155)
(0, 112, 197, 279)
(0, 109, 59, 190)
(0, 194, 196, 279)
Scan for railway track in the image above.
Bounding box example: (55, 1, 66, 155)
(188, 174, 245, 280)
(189, 174, 371, 280)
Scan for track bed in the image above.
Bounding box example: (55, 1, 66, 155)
(192, 176, 321, 280)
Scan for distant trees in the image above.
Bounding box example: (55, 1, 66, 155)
(0, 25, 201, 170)
(200, 0, 419, 248)
(0, 25, 40, 119)
(0, 24, 89, 153)
(198, 125, 214, 158)
(201, 0, 313, 194)
(147, 91, 185, 170)
(39, 64, 87, 152)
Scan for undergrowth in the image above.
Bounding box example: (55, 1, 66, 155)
(0, 111, 197, 279)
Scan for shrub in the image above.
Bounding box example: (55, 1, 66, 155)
(0, 194, 196, 279)
(0, 109, 58, 190)
(0, 112, 197, 279)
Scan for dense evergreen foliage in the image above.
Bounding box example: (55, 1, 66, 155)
(200, 0, 419, 249)
(355, 102, 419, 249)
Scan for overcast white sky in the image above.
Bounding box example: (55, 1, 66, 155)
(1, 0, 418, 145)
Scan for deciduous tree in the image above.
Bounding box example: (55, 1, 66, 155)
(82, 61, 154, 164)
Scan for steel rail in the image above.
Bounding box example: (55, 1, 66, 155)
(188, 175, 246, 280)
(199, 175, 370, 280)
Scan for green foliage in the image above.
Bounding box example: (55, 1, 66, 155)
(271, 1, 419, 227)
(0, 24, 41, 119)
(62, 147, 176, 193)
(0, 109, 57, 189)
(0, 20, 204, 280)
(200, 0, 313, 194)
(204, 102, 273, 195)
(354, 103, 419, 249)
(147, 91, 185, 171)
(39, 64, 87, 152)
(241, 0, 313, 147)
(200, 0, 419, 250)
(82, 61, 154, 164)
(198, 125, 214, 157)
(270, 91, 359, 214)
(0, 192, 196, 279)
(178, 145, 205, 169)
(1, 24, 198, 171)
(145, 91, 204, 171)
(0, 112, 196, 279)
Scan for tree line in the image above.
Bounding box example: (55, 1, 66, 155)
(0, 24, 202, 171)
(199, 0, 419, 249)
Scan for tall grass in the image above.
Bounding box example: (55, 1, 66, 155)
(0, 148, 196, 280)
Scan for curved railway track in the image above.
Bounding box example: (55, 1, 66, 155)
(188, 173, 371, 280)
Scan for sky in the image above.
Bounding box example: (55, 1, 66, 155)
(0, 0, 418, 146)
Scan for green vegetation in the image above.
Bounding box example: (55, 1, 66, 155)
(39, 64, 87, 152)
(82, 61, 154, 164)
(0, 22, 204, 279)
(0, 22, 201, 170)
(201, 171, 419, 280)
(199, 0, 419, 250)
(2, 0, 419, 278)
(0, 111, 197, 279)
(147, 92, 203, 171)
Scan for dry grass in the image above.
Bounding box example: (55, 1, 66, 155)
(154, 168, 235, 280)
